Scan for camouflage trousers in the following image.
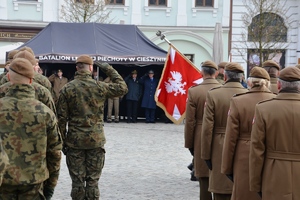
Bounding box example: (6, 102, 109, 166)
(0, 183, 45, 200)
(66, 147, 105, 200)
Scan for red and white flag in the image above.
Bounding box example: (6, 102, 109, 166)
(155, 44, 203, 124)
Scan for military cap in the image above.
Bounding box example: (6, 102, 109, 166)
(218, 62, 228, 69)
(202, 60, 218, 70)
(9, 58, 34, 79)
(13, 50, 36, 66)
(249, 66, 270, 81)
(5, 60, 11, 66)
(278, 67, 300, 82)
(131, 70, 137, 74)
(225, 62, 244, 72)
(57, 69, 63, 73)
(262, 60, 280, 70)
(7, 50, 19, 61)
(148, 70, 154, 74)
(295, 64, 300, 69)
(18, 46, 35, 56)
(76, 55, 93, 65)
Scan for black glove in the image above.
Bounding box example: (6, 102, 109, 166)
(205, 160, 212, 170)
(188, 148, 194, 156)
(226, 174, 234, 182)
(62, 145, 69, 155)
(43, 185, 54, 200)
(258, 192, 262, 198)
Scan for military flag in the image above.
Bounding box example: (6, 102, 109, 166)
(155, 44, 203, 124)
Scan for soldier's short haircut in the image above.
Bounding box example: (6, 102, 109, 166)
(225, 71, 243, 80)
(76, 63, 90, 69)
(278, 79, 300, 91)
(263, 66, 279, 78)
(201, 66, 216, 76)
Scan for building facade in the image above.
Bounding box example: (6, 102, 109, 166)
(0, 0, 231, 69)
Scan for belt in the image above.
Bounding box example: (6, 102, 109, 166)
(214, 127, 225, 134)
(267, 151, 300, 161)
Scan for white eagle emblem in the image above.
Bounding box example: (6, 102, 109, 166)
(164, 71, 186, 96)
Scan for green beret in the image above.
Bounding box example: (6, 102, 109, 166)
(18, 46, 35, 56)
(7, 50, 19, 61)
(225, 62, 244, 72)
(202, 60, 218, 70)
(76, 55, 93, 65)
(279, 67, 300, 82)
(9, 58, 34, 79)
(249, 67, 270, 81)
(13, 50, 36, 66)
(262, 60, 280, 70)
(131, 70, 137, 74)
(218, 62, 228, 69)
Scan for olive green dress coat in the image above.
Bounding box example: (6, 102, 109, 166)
(201, 81, 248, 194)
(250, 92, 300, 200)
(221, 86, 275, 200)
(184, 78, 221, 178)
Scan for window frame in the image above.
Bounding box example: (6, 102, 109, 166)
(110, 0, 125, 5)
(148, 0, 167, 6)
(195, 0, 214, 7)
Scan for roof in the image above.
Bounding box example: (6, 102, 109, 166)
(16, 22, 167, 65)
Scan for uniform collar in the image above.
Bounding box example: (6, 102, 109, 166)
(75, 70, 92, 79)
(6, 84, 35, 99)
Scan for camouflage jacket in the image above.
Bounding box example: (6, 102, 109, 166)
(0, 82, 56, 115)
(0, 84, 62, 187)
(57, 64, 128, 149)
(0, 139, 9, 185)
(0, 72, 52, 92)
(0, 72, 7, 83)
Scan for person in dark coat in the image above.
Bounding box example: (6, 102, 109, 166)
(125, 70, 142, 123)
(139, 70, 158, 123)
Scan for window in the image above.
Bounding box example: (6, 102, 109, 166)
(195, 0, 213, 7)
(110, 0, 124, 4)
(185, 54, 195, 63)
(149, 0, 167, 6)
(248, 13, 287, 42)
(75, 0, 95, 3)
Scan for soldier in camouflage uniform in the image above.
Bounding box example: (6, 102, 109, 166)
(0, 81, 56, 115)
(0, 49, 52, 92)
(0, 49, 19, 83)
(0, 140, 9, 186)
(56, 55, 128, 200)
(0, 58, 62, 199)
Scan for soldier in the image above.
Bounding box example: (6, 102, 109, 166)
(48, 69, 68, 103)
(0, 141, 8, 186)
(249, 67, 300, 200)
(221, 67, 276, 200)
(124, 69, 142, 123)
(216, 62, 227, 84)
(0, 49, 19, 83)
(262, 60, 280, 94)
(0, 58, 62, 199)
(104, 76, 121, 123)
(184, 60, 221, 200)
(56, 55, 128, 200)
(0, 49, 52, 92)
(201, 62, 248, 200)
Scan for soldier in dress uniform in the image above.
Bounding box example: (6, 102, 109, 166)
(184, 60, 221, 200)
(262, 60, 280, 94)
(0, 58, 62, 199)
(201, 62, 248, 200)
(56, 55, 128, 200)
(221, 67, 276, 200)
(249, 67, 300, 200)
(216, 62, 227, 84)
(49, 69, 69, 103)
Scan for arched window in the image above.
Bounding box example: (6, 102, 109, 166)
(248, 12, 287, 42)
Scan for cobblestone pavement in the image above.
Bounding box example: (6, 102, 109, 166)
(53, 122, 199, 200)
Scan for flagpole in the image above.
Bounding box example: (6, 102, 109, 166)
(156, 30, 171, 45)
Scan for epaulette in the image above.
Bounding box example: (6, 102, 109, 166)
(209, 86, 222, 91)
(190, 84, 201, 88)
(257, 98, 275, 105)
